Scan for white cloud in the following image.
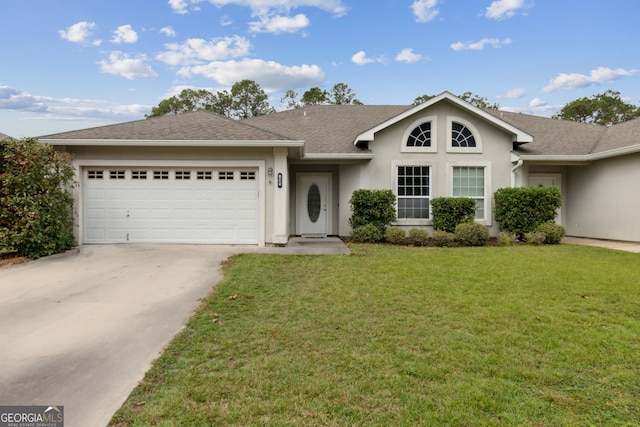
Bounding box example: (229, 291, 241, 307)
(157, 36, 251, 66)
(160, 26, 177, 37)
(450, 38, 512, 51)
(111, 25, 138, 44)
(98, 52, 159, 80)
(249, 13, 310, 33)
(485, 0, 533, 20)
(411, 0, 439, 23)
(502, 88, 527, 98)
(351, 51, 385, 66)
(395, 48, 422, 63)
(59, 21, 101, 46)
(170, 0, 347, 16)
(181, 58, 325, 92)
(169, 0, 189, 14)
(543, 67, 639, 93)
(0, 85, 148, 123)
(529, 97, 547, 108)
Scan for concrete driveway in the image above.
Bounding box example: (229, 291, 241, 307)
(0, 244, 246, 427)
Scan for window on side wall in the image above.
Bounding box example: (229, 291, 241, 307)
(452, 166, 485, 220)
(397, 165, 430, 220)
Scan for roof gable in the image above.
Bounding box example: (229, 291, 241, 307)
(354, 92, 533, 145)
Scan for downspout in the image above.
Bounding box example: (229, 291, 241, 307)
(511, 157, 523, 187)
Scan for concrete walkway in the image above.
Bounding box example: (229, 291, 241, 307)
(562, 236, 640, 253)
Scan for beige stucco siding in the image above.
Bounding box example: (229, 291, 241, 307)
(360, 102, 515, 235)
(565, 153, 640, 241)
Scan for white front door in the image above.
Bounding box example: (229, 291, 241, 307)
(528, 173, 562, 225)
(296, 173, 331, 236)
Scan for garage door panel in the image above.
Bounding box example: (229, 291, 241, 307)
(83, 167, 259, 244)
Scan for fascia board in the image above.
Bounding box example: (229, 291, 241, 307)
(40, 139, 305, 148)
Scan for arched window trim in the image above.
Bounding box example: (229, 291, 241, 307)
(446, 116, 483, 153)
(401, 116, 437, 153)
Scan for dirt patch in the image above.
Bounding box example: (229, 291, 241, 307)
(0, 252, 29, 269)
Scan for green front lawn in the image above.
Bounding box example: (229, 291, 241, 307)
(110, 244, 640, 426)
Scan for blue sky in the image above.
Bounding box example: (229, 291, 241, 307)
(1, 0, 639, 138)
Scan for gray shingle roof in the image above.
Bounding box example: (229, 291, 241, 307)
(0, 132, 13, 141)
(38, 110, 294, 142)
(484, 109, 608, 156)
(244, 105, 413, 154)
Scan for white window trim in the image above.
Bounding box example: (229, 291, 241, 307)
(401, 116, 438, 153)
(392, 160, 436, 226)
(447, 161, 492, 226)
(447, 116, 483, 154)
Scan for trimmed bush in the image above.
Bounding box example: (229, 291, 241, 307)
(0, 138, 76, 259)
(385, 227, 406, 245)
(431, 197, 476, 233)
(349, 189, 397, 232)
(494, 186, 562, 239)
(536, 222, 566, 245)
(454, 222, 489, 247)
(496, 231, 517, 246)
(407, 228, 430, 246)
(524, 231, 545, 245)
(351, 223, 384, 243)
(432, 230, 455, 247)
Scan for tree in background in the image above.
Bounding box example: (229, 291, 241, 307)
(281, 83, 362, 108)
(552, 89, 640, 125)
(0, 138, 76, 258)
(412, 92, 499, 109)
(146, 80, 273, 119)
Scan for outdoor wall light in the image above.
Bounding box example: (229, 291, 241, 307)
(268, 167, 273, 176)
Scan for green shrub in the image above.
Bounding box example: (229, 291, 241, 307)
(431, 197, 476, 233)
(349, 189, 397, 233)
(536, 222, 566, 244)
(385, 227, 406, 245)
(407, 228, 430, 246)
(0, 138, 76, 259)
(524, 231, 545, 245)
(351, 224, 384, 243)
(496, 231, 517, 246)
(432, 230, 455, 247)
(494, 186, 562, 239)
(454, 222, 489, 247)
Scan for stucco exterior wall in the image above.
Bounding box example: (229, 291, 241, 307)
(360, 101, 515, 236)
(565, 153, 640, 241)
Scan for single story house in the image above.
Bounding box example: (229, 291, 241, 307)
(39, 91, 640, 246)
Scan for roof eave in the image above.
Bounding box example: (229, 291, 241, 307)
(40, 138, 305, 148)
(515, 144, 640, 162)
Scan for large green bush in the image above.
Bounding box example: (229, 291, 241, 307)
(431, 197, 476, 233)
(349, 189, 397, 233)
(494, 186, 562, 239)
(0, 138, 76, 258)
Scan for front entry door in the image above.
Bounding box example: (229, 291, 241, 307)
(297, 173, 331, 236)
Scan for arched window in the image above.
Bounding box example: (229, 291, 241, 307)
(407, 122, 431, 148)
(451, 122, 476, 148)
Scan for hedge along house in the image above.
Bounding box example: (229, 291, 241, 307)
(40, 91, 640, 246)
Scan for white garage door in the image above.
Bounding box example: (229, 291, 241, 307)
(83, 167, 259, 244)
